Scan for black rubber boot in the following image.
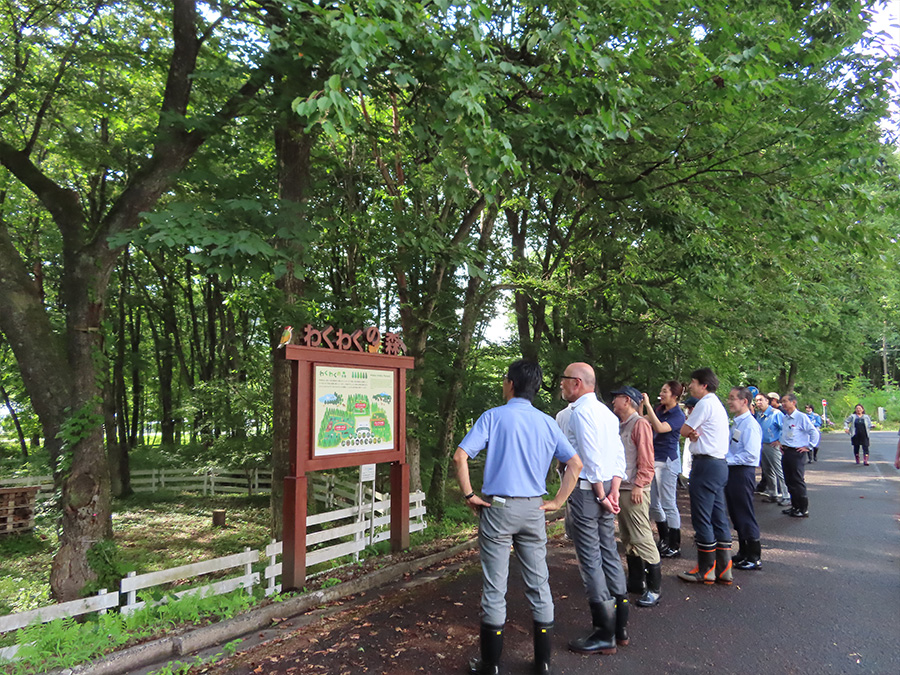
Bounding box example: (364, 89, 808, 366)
(655, 521, 669, 552)
(636, 562, 661, 607)
(568, 599, 616, 655)
(626, 554, 646, 594)
(533, 621, 553, 674)
(469, 624, 503, 675)
(678, 543, 716, 583)
(734, 539, 762, 570)
(614, 595, 629, 646)
(661, 527, 681, 558)
(732, 538, 747, 566)
(715, 542, 733, 585)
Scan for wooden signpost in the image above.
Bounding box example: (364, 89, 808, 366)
(277, 324, 414, 590)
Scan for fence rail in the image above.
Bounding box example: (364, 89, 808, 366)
(0, 468, 274, 497)
(0, 489, 426, 661)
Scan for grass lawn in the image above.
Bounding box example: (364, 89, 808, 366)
(0, 492, 272, 616)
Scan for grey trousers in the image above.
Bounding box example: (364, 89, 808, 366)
(760, 442, 787, 498)
(565, 481, 627, 604)
(649, 458, 681, 528)
(479, 496, 553, 626)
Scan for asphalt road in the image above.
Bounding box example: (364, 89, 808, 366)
(178, 431, 900, 675)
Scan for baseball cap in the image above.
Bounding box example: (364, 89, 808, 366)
(684, 396, 700, 408)
(610, 385, 642, 408)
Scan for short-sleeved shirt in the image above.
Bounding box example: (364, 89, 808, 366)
(459, 397, 577, 497)
(756, 406, 784, 444)
(685, 392, 729, 459)
(653, 404, 686, 462)
(780, 410, 821, 449)
(556, 393, 625, 484)
(727, 411, 762, 467)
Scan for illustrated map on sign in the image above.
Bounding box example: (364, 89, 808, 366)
(313, 366, 395, 456)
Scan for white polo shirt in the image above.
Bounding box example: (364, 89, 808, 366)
(685, 392, 729, 459)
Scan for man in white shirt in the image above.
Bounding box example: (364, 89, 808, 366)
(678, 367, 733, 585)
(557, 362, 630, 654)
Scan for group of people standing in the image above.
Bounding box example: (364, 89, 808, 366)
(453, 360, 823, 675)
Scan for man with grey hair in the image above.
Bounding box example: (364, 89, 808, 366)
(774, 393, 819, 518)
(558, 362, 630, 654)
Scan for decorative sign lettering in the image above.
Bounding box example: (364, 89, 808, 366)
(313, 366, 396, 457)
(299, 324, 407, 356)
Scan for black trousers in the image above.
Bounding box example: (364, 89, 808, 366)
(780, 447, 808, 511)
(725, 465, 760, 540)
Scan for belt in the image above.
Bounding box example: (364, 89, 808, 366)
(782, 445, 800, 451)
(693, 454, 725, 461)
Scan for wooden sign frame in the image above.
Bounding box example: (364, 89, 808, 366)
(277, 344, 415, 589)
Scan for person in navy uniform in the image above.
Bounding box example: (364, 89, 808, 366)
(678, 368, 733, 585)
(454, 360, 583, 675)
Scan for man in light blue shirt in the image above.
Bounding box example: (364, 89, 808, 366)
(754, 393, 787, 504)
(805, 404, 823, 463)
(725, 387, 763, 571)
(774, 393, 820, 518)
(455, 359, 582, 675)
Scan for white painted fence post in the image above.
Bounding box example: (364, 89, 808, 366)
(243, 547, 252, 596)
(267, 538, 278, 597)
(124, 571, 136, 610)
(98, 588, 108, 615)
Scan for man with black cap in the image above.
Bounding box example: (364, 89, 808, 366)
(611, 385, 661, 608)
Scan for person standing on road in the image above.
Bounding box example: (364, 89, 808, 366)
(894, 428, 900, 469)
(454, 359, 583, 675)
(774, 393, 820, 518)
(557, 362, 629, 655)
(805, 405, 823, 463)
(754, 393, 787, 505)
(843, 404, 873, 465)
(611, 386, 661, 608)
(642, 381, 686, 558)
(725, 387, 763, 571)
(678, 368, 733, 585)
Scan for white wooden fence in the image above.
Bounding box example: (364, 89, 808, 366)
(0, 468, 273, 497)
(0, 589, 119, 661)
(0, 490, 426, 660)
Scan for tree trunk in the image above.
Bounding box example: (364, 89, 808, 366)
(427, 213, 496, 516)
(270, 110, 314, 539)
(50, 258, 115, 601)
(0, 382, 28, 458)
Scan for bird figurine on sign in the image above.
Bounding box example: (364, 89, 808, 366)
(277, 325, 293, 349)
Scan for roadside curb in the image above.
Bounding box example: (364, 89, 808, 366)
(56, 538, 479, 675)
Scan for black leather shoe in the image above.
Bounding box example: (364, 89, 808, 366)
(788, 508, 809, 518)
